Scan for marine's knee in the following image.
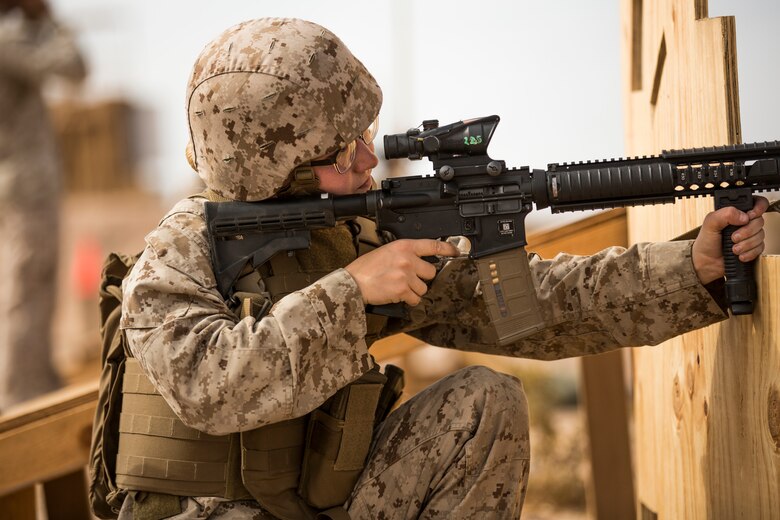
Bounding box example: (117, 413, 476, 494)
(449, 366, 530, 467)
(448, 365, 528, 428)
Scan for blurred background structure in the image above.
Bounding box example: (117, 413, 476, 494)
(0, 0, 778, 518)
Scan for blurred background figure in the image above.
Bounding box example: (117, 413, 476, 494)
(0, 0, 86, 411)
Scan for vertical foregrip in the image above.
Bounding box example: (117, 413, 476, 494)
(715, 188, 757, 315)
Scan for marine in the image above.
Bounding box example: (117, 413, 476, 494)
(107, 18, 768, 520)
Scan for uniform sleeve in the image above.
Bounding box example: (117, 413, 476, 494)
(0, 16, 86, 85)
(386, 240, 728, 360)
(121, 210, 373, 436)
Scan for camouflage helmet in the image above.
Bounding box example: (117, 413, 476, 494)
(186, 18, 383, 201)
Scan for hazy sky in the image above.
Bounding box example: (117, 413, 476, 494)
(49, 0, 779, 231)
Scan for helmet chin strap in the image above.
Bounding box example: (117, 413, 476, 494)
(275, 166, 321, 198)
(185, 141, 197, 171)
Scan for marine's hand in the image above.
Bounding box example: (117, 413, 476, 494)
(345, 239, 460, 306)
(692, 196, 769, 285)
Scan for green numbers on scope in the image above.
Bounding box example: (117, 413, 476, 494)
(463, 135, 483, 146)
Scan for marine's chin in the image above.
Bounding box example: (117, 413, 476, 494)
(356, 176, 373, 193)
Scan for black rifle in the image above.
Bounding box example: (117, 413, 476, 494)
(205, 116, 780, 344)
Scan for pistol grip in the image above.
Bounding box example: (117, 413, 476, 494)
(365, 255, 440, 320)
(366, 303, 408, 319)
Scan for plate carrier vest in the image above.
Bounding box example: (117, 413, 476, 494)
(110, 196, 401, 520)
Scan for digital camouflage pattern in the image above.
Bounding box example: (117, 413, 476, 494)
(393, 240, 729, 359)
(346, 365, 530, 519)
(187, 18, 382, 202)
(119, 195, 727, 518)
(122, 198, 372, 434)
(0, 12, 86, 410)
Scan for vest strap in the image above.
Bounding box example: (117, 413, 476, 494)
(224, 433, 247, 500)
(116, 452, 226, 482)
(196, 189, 233, 203)
(335, 382, 383, 471)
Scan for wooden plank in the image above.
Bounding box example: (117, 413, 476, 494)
(580, 352, 635, 520)
(0, 381, 97, 433)
(43, 470, 92, 520)
(704, 259, 780, 514)
(621, 0, 780, 517)
(527, 209, 627, 259)
(0, 383, 97, 496)
(49, 100, 133, 192)
(530, 208, 636, 520)
(0, 486, 37, 519)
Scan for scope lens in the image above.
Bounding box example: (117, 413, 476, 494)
(384, 134, 416, 159)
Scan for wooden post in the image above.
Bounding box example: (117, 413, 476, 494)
(0, 486, 36, 519)
(528, 210, 636, 519)
(43, 471, 92, 520)
(620, 0, 780, 517)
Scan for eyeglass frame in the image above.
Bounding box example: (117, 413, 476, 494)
(307, 118, 379, 174)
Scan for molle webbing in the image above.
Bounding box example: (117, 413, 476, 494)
(115, 358, 250, 500)
(239, 417, 317, 520)
(308, 373, 384, 471)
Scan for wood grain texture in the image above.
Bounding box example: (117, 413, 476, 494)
(0, 486, 37, 520)
(621, 0, 780, 517)
(43, 471, 92, 520)
(531, 209, 635, 520)
(0, 383, 97, 496)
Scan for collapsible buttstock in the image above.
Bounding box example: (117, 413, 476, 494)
(475, 249, 546, 345)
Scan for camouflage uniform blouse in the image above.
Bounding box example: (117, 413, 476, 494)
(121, 198, 727, 435)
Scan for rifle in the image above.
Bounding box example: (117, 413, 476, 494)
(204, 115, 780, 345)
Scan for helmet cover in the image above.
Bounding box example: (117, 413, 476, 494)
(186, 18, 383, 201)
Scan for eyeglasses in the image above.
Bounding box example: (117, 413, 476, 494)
(309, 118, 379, 174)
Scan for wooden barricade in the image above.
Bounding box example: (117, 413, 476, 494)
(621, 0, 780, 517)
(0, 382, 98, 519)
